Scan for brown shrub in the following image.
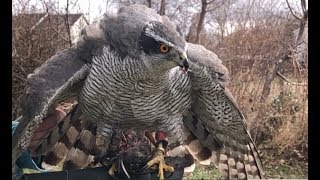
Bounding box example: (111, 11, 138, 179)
(209, 19, 308, 160)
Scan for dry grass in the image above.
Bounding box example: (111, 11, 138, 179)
(269, 80, 308, 150)
(226, 70, 308, 178)
(207, 19, 309, 172)
(229, 75, 308, 148)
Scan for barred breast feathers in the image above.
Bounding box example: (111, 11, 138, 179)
(78, 45, 191, 129)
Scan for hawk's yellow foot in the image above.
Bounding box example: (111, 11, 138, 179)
(147, 142, 174, 180)
(108, 162, 117, 176)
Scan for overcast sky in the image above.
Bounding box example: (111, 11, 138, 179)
(12, 0, 307, 24)
(12, 0, 116, 23)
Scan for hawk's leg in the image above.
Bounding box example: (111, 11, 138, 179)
(88, 124, 114, 170)
(93, 134, 121, 177)
(146, 130, 174, 180)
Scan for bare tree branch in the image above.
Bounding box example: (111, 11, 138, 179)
(42, 0, 60, 14)
(43, 0, 73, 46)
(64, 0, 73, 46)
(13, 73, 27, 82)
(245, 0, 255, 20)
(47, 10, 71, 44)
(206, 5, 221, 13)
(276, 71, 307, 86)
(207, 0, 215, 4)
(70, 0, 79, 11)
(168, 4, 182, 19)
(285, 0, 301, 20)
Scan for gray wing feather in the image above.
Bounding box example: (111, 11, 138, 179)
(184, 43, 264, 179)
(187, 43, 230, 87)
(12, 32, 103, 165)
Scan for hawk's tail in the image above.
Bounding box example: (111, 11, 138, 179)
(30, 104, 97, 170)
(42, 117, 83, 168)
(183, 119, 264, 179)
(62, 121, 97, 170)
(31, 105, 82, 157)
(40, 119, 97, 170)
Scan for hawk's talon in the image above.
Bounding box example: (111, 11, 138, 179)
(146, 147, 174, 180)
(108, 162, 117, 176)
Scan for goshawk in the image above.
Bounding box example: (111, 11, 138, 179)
(12, 5, 264, 179)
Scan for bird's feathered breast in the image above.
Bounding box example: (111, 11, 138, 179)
(77, 46, 191, 129)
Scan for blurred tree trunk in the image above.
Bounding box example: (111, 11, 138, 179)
(286, 0, 308, 44)
(146, 0, 151, 8)
(260, 60, 279, 103)
(159, 0, 165, 15)
(195, 0, 209, 43)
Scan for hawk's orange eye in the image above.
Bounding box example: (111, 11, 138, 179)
(159, 43, 170, 53)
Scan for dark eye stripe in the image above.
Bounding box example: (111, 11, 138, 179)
(139, 31, 159, 54)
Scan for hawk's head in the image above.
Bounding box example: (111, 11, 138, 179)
(138, 21, 189, 73)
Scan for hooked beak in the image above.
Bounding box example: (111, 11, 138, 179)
(178, 52, 189, 73)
